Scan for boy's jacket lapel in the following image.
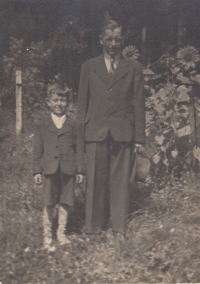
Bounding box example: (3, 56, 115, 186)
(44, 115, 73, 136)
(58, 117, 74, 136)
(45, 116, 58, 134)
(93, 55, 130, 89)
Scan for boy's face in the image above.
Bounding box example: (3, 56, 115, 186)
(47, 93, 68, 117)
(100, 27, 123, 57)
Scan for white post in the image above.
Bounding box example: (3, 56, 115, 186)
(16, 70, 22, 135)
(142, 26, 147, 66)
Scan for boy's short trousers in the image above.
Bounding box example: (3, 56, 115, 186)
(43, 167, 74, 206)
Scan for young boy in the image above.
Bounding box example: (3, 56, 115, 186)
(33, 84, 84, 251)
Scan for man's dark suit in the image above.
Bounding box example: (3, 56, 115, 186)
(77, 54, 145, 234)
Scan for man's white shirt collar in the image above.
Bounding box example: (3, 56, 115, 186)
(104, 53, 120, 72)
(51, 113, 66, 129)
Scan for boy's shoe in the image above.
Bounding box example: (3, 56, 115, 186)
(57, 233, 71, 246)
(43, 240, 56, 252)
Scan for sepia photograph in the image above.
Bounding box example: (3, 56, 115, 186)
(1, 0, 200, 283)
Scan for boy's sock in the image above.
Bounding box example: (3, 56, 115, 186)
(43, 205, 55, 250)
(57, 204, 70, 245)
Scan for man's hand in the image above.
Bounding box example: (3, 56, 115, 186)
(34, 174, 42, 185)
(76, 174, 84, 184)
(135, 143, 144, 154)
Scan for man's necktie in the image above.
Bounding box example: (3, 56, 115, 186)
(109, 57, 115, 75)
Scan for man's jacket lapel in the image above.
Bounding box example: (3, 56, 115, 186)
(109, 56, 129, 88)
(93, 55, 130, 88)
(94, 55, 110, 86)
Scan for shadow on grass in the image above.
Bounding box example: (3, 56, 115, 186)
(129, 181, 152, 217)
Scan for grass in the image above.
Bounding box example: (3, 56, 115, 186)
(1, 110, 200, 283)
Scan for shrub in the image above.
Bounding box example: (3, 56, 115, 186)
(123, 44, 200, 180)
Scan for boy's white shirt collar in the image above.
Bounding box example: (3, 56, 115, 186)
(104, 53, 120, 72)
(51, 113, 66, 129)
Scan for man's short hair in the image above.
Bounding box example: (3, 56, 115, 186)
(100, 20, 122, 36)
(47, 84, 70, 99)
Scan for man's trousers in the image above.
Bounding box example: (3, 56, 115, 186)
(85, 134, 132, 234)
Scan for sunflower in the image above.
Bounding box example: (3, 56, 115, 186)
(122, 45, 139, 60)
(176, 46, 200, 70)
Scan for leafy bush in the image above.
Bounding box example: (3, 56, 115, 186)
(143, 46, 200, 179)
(2, 17, 90, 124)
(122, 44, 200, 180)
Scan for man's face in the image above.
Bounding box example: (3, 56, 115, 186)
(100, 27, 123, 57)
(47, 93, 68, 117)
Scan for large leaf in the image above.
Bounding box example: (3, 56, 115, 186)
(191, 74, 200, 84)
(175, 93, 190, 103)
(177, 125, 192, 137)
(175, 85, 191, 102)
(154, 105, 165, 114)
(171, 149, 178, 158)
(177, 85, 192, 94)
(155, 135, 165, 145)
(152, 153, 161, 164)
(156, 88, 169, 101)
(176, 73, 191, 84)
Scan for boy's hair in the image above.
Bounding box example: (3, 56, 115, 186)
(100, 20, 122, 36)
(47, 84, 70, 99)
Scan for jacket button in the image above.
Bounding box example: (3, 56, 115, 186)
(54, 156, 58, 159)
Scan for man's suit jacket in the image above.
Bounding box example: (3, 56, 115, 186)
(77, 54, 145, 144)
(32, 115, 85, 175)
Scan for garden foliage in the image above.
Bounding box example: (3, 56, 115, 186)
(3, 36, 200, 177)
(2, 18, 90, 123)
(142, 46, 200, 178)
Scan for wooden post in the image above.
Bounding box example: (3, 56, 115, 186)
(16, 69, 22, 135)
(142, 26, 147, 66)
(89, 0, 96, 56)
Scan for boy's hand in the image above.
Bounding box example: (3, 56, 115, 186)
(34, 174, 42, 185)
(76, 174, 84, 184)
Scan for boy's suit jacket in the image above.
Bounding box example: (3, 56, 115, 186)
(33, 115, 85, 175)
(77, 54, 145, 144)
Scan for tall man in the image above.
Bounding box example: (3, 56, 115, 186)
(77, 20, 145, 234)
